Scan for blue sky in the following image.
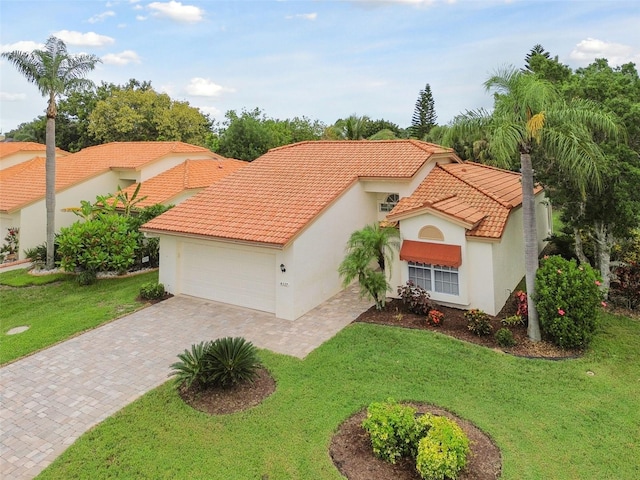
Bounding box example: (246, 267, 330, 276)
(1, 0, 639, 134)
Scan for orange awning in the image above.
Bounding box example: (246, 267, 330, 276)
(399, 240, 462, 268)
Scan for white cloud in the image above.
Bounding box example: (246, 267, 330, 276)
(53, 30, 115, 47)
(569, 37, 639, 66)
(197, 105, 222, 118)
(285, 13, 318, 21)
(185, 77, 235, 97)
(88, 10, 116, 24)
(0, 40, 43, 53)
(351, 0, 435, 7)
(0, 92, 27, 101)
(101, 50, 141, 65)
(147, 1, 204, 23)
(136, 15, 147, 21)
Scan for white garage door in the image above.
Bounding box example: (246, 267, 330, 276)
(180, 241, 276, 313)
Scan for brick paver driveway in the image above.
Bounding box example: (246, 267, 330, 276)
(0, 286, 371, 479)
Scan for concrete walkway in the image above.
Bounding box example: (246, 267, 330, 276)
(0, 286, 372, 479)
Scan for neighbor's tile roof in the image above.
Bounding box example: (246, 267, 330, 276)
(0, 141, 216, 213)
(142, 140, 457, 246)
(387, 161, 543, 239)
(0, 142, 68, 158)
(118, 158, 248, 207)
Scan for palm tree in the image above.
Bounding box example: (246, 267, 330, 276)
(445, 66, 620, 342)
(2, 36, 100, 269)
(338, 224, 400, 310)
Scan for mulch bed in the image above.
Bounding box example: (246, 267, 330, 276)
(178, 367, 276, 415)
(354, 297, 583, 359)
(330, 403, 502, 480)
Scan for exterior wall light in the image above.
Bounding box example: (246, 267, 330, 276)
(280, 264, 286, 273)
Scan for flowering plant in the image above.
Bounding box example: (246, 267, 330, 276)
(514, 290, 528, 318)
(426, 309, 444, 327)
(535, 255, 604, 348)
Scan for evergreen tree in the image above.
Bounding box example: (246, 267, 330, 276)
(410, 84, 437, 139)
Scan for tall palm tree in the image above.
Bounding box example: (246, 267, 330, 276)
(2, 36, 100, 269)
(445, 66, 620, 342)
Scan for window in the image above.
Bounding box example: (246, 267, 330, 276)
(408, 261, 459, 295)
(379, 193, 399, 212)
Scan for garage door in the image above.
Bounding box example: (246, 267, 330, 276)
(180, 241, 276, 313)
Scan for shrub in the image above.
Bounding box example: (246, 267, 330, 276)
(24, 238, 61, 269)
(76, 269, 97, 286)
(169, 341, 212, 389)
(514, 290, 528, 318)
(426, 309, 444, 327)
(58, 213, 138, 274)
(140, 281, 165, 300)
(415, 415, 470, 480)
(398, 281, 433, 315)
(535, 255, 603, 349)
(501, 314, 524, 327)
(205, 337, 261, 388)
(0, 227, 19, 262)
(495, 328, 516, 347)
(465, 309, 492, 336)
(361, 399, 429, 463)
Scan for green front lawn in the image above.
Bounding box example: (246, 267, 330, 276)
(38, 311, 640, 479)
(0, 269, 157, 365)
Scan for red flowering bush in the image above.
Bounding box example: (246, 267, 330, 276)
(535, 256, 603, 349)
(426, 309, 444, 327)
(514, 290, 528, 318)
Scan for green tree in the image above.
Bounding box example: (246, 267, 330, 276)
(523, 44, 572, 84)
(338, 224, 400, 310)
(88, 88, 212, 146)
(445, 66, 620, 342)
(2, 36, 100, 269)
(411, 84, 437, 139)
(215, 109, 324, 160)
(542, 59, 640, 292)
(327, 114, 371, 140)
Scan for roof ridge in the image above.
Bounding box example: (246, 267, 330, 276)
(441, 162, 514, 208)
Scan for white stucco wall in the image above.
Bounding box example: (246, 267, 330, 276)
(393, 214, 470, 308)
(285, 181, 379, 320)
(14, 171, 121, 258)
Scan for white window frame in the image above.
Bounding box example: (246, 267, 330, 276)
(379, 193, 399, 212)
(408, 261, 459, 296)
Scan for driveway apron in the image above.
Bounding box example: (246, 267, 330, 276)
(0, 285, 372, 479)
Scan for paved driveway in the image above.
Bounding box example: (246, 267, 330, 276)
(0, 286, 372, 479)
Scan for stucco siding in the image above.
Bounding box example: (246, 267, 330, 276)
(393, 214, 470, 308)
(139, 153, 214, 182)
(467, 241, 496, 314)
(288, 181, 379, 320)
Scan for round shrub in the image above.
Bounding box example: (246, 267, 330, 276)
(495, 327, 516, 348)
(464, 309, 493, 336)
(139, 281, 165, 300)
(415, 415, 470, 480)
(76, 269, 97, 286)
(361, 400, 424, 463)
(535, 256, 603, 349)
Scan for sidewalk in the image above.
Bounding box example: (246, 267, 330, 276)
(0, 286, 371, 479)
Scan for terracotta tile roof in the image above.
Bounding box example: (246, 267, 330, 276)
(0, 141, 217, 213)
(0, 142, 68, 159)
(142, 140, 458, 246)
(118, 158, 248, 208)
(387, 161, 543, 239)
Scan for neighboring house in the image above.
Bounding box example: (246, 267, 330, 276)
(386, 162, 550, 315)
(117, 158, 247, 208)
(0, 142, 68, 171)
(0, 141, 223, 260)
(142, 140, 548, 320)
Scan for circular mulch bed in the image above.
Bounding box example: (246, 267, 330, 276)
(355, 298, 583, 359)
(330, 403, 502, 480)
(178, 367, 276, 415)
